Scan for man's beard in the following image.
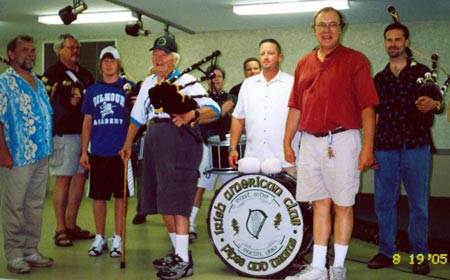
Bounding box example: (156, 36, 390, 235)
(70, 55, 80, 63)
(388, 47, 403, 58)
(20, 60, 34, 71)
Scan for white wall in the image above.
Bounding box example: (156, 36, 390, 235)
(1, 20, 449, 196)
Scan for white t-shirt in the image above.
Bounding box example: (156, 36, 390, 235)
(233, 71, 299, 167)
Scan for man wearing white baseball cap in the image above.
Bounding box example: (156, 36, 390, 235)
(80, 46, 135, 259)
(99, 46, 120, 60)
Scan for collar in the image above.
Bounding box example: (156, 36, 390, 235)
(98, 77, 126, 88)
(57, 60, 79, 72)
(254, 70, 287, 83)
(382, 58, 415, 77)
(6, 66, 36, 79)
(315, 44, 344, 59)
(152, 68, 181, 81)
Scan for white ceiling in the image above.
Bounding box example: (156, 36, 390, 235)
(0, 0, 450, 38)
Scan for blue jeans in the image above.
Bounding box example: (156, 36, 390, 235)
(374, 145, 430, 257)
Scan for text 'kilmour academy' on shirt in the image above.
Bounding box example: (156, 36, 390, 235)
(92, 92, 126, 126)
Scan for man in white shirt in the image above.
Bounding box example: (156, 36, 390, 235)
(229, 38, 297, 169)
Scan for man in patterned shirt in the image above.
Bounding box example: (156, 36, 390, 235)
(368, 22, 443, 275)
(0, 35, 54, 274)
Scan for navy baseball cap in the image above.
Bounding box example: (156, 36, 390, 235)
(149, 35, 177, 53)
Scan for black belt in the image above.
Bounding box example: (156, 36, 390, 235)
(149, 118, 171, 124)
(308, 127, 348, 138)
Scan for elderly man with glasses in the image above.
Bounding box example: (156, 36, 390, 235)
(43, 33, 95, 248)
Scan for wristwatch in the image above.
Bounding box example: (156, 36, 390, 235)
(228, 146, 237, 152)
(193, 109, 200, 121)
(436, 101, 442, 111)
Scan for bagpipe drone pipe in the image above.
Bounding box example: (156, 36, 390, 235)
(119, 68, 142, 109)
(0, 56, 10, 67)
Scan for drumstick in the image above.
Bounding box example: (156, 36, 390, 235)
(120, 160, 128, 269)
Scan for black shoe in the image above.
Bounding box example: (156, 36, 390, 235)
(132, 214, 146, 224)
(188, 231, 197, 243)
(413, 259, 430, 275)
(368, 253, 393, 269)
(66, 225, 95, 240)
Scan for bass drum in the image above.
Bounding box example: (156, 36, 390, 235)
(207, 172, 312, 278)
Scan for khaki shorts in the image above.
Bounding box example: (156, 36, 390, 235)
(49, 134, 84, 176)
(295, 129, 361, 206)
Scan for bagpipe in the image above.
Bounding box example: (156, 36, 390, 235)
(119, 68, 142, 109)
(416, 54, 450, 104)
(148, 50, 221, 115)
(0, 56, 10, 66)
(388, 5, 449, 102)
(41, 73, 87, 100)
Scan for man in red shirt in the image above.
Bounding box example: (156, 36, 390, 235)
(283, 7, 379, 280)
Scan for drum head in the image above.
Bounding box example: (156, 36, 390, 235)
(207, 173, 304, 278)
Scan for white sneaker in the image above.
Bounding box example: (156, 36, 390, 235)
(88, 235, 107, 256)
(153, 248, 175, 270)
(285, 265, 328, 280)
(7, 257, 31, 274)
(329, 266, 346, 280)
(157, 255, 194, 280)
(24, 253, 53, 267)
(109, 235, 122, 257)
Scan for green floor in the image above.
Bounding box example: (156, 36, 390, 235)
(0, 186, 449, 280)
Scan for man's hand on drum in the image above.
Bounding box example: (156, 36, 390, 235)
(228, 150, 239, 169)
(284, 143, 296, 165)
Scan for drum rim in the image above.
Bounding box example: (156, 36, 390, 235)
(206, 172, 306, 278)
(207, 133, 247, 145)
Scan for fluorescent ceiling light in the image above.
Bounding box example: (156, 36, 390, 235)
(233, 0, 349, 15)
(38, 11, 137, 25)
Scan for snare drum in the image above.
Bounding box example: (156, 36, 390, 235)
(207, 134, 246, 174)
(207, 172, 312, 278)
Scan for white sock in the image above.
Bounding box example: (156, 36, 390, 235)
(189, 207, 199, 228)
(311, 244, 327, 270)
(169, 232, 176, 250)
(333, 243, 348, 267)
(175, 234, 189, 262)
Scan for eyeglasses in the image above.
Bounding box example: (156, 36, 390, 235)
(65, 46, 80, 51)
(315, 22, 341, 30)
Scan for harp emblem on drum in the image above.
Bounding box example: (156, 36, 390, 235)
(246, 209, 268, 239)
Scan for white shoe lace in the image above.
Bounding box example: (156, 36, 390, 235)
(92, 235, 105, 248)
(329, 266, 346, 280)
(285, 265, 327, 280)
(112, 236, 121, 249)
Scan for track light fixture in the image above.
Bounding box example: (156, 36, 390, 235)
(125, 13, 150, 37)
(59, 0, 88, 25)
